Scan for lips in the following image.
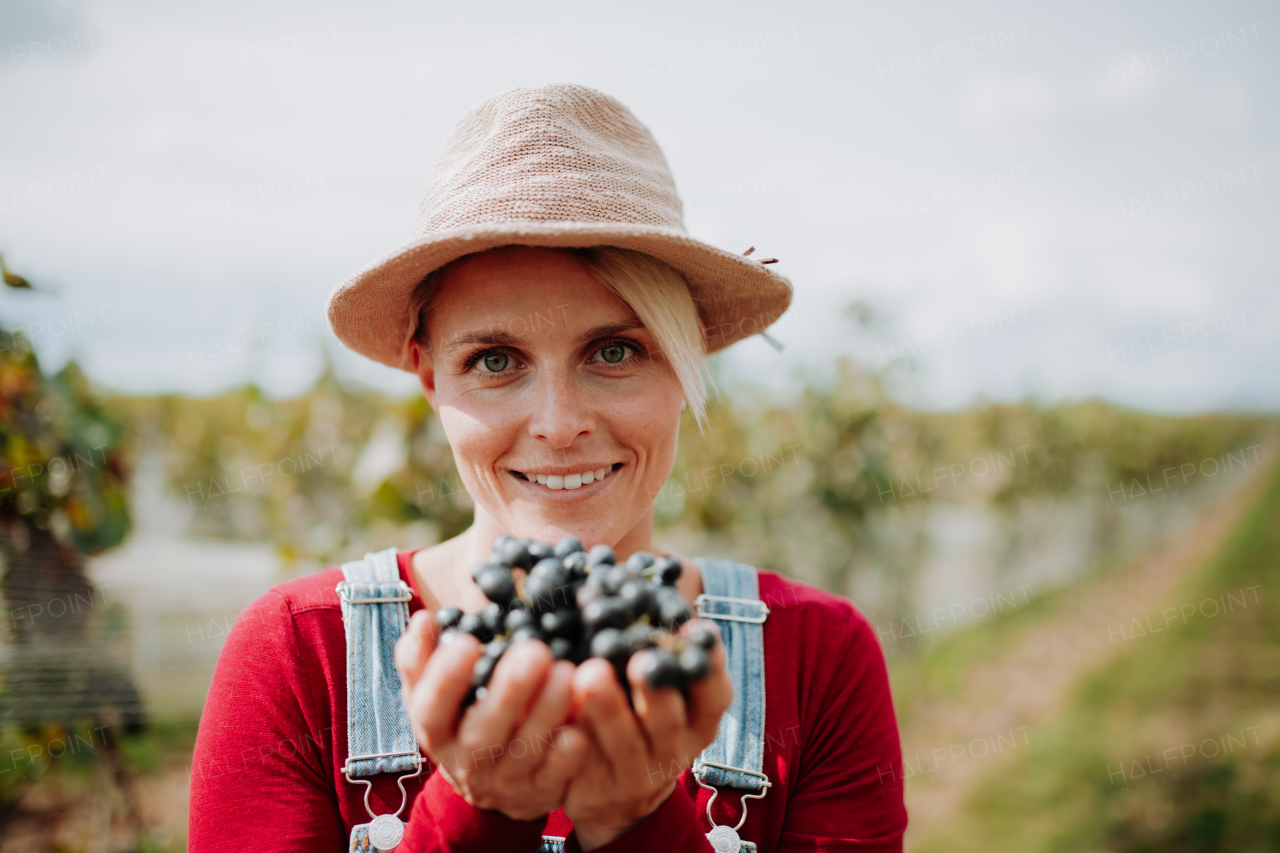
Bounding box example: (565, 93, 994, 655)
(510, 463, 620, 490)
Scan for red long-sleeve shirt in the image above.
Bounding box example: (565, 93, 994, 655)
(189, 550, 907, 851)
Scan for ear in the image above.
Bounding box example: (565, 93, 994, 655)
(410, 339, 438, 410)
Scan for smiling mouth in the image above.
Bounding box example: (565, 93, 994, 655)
(510, 463, 622, 491)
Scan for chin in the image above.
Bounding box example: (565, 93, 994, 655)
(510, 517, 614, 549)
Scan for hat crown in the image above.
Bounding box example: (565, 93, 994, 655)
(413, 84, 686, 236)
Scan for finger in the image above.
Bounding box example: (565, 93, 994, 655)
(414, 630, 482, 750)
(507, 660, 576, 765)
(458, 640, 553, 753)
(627, 650, 688, 764)
(531, 721, 590, 792)
(572, 658, 647, 771)
(684, 628, 733, 746)
(679, 617, 722, 645)
(395, 610, 438, 693)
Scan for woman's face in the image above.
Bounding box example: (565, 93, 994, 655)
(413, 246, 685, 550)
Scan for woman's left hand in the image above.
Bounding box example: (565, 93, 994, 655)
(562, 620, 733, 850)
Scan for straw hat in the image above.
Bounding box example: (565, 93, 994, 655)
(326, 83, 792, 371)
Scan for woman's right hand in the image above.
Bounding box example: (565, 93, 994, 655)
(394, 609, 590, 820)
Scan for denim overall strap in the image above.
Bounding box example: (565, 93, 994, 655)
(339, 548, 423, 852)
(692, 559, 770, 852)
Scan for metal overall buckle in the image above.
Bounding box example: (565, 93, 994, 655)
(694, 762, 771, 851)
(343, 751, 422, 851)
(335, 581, 414, 606)
(694, 594, 770, 624)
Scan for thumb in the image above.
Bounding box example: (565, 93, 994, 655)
(396, 609, 438, 694)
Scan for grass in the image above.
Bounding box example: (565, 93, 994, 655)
(909, 456, 1280, 852)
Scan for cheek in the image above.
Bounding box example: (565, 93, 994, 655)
(616, 376, 683, 471)
(436, 404, 507, 476)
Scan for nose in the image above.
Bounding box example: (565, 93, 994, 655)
(527, 371, 594, 448)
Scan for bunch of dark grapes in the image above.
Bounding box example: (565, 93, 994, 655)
(435, 535, 717, 707)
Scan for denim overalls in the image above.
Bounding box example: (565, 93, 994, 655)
(337, 549, 771, 852)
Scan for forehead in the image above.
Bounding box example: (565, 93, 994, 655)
(426, 247, 638, 341)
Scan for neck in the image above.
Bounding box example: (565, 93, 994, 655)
(465, 504, 664, 561)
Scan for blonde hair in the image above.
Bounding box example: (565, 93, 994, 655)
(410, 246, 710, 425)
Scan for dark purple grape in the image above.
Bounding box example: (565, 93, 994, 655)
(619, 580, 658, 621)
(582, 596, 632, 632)
(475, 566, 516, 606)
(689, 627, 717, 651)
(505, 608, 537, 634)
(494, 538, 528, 568)
(653, 557, 683, 586)
(509, 626, 546, 645)
(527, 541, 555, 563)
(541, 607, 582, 639)
(549, 637, 575, 660)
(655, 586, 691, 630)
(435, 606, 463, 632)
(678, 645, 709, 680)
(525, 573, 572, 614)
(626, 551, 655, 572)
(621, 622, 655, 654)
(589, 628, 629, 667)
(587, 544, 616, 567)
(642, 648, 683, 689)
(512, 539, 539, 569)
(600, 565, 633, 595)
(530, 558, 569, 586)
(568, 641, 590, 665)
(576, 579, 604, 610)
(490, 535, 517, 564)
(471, 654, 497, 688)
(562, 550, 589, 579)
(470, 561, 503, 582)
(554, 536, 585, 558)
(479, 603, 505, 637)
(456, 612, 492, 643)
(462, 537, 717, 705)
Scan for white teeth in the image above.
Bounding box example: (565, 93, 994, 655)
(524, 466, 614, 489)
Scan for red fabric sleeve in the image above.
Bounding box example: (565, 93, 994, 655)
(561, 784, 712, 853)
(189, 587, 551, 852)
(189, 590, 346, 852)
(777, 604, 907, 851)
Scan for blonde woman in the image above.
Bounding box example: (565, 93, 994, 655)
(190, 83, 906, 853)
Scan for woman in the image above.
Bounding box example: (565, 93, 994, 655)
(190, 83, 906, 852)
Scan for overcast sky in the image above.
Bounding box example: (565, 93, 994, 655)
(1, 0, 1276, 412)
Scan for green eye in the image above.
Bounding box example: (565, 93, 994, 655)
(481, 353, 509, 372)
(599, 344, 627, 364)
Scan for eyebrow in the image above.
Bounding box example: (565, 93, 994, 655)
(440, 320, 647, 355)
(440, 329, 525, 355)
(574, 320, 645, 343)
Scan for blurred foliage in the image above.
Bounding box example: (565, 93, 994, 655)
(912, 456, 1280, 853)
(0, 332, 130, 553)
(108, 369, 471, 567)
(104, 346, 1271, 605)
(1, 267, 142, 839)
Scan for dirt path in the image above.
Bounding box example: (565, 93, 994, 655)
(899, 454, 1275, 845)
